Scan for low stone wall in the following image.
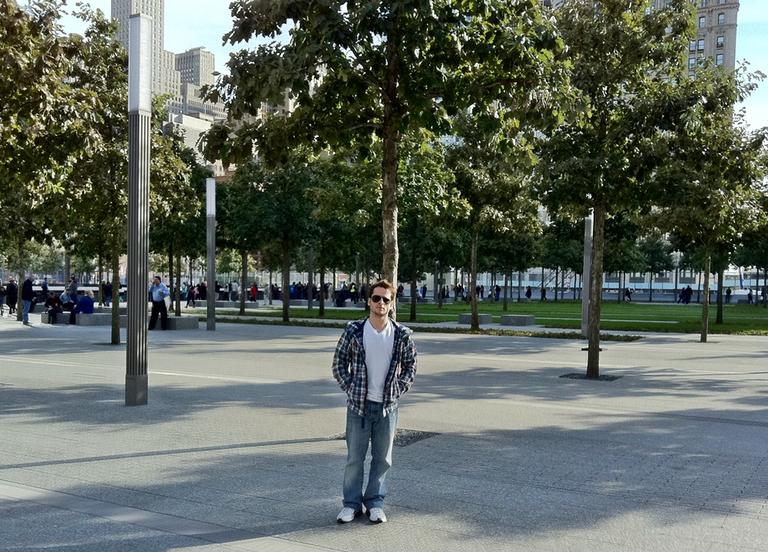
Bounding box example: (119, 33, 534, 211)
(500, 314, 535, 326)
(458, 313, 492, 325)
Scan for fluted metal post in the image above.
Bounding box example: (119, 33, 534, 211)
(126, 14, 152, 406)
(206, 177, 216, 331)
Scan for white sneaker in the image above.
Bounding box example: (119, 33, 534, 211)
(336, 506, 364, 523)
(368, 507, 387, 524)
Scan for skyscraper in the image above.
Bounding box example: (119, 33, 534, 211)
(678, 0, 740, 74)
(544, 1, 739, 73)
(176, 47, 216, 88)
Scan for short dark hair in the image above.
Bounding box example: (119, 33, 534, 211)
(369, 279, 396, 297)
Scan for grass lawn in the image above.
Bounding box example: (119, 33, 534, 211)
(191, 299, 768, 335)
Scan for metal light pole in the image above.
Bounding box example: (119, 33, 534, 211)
(206, 176, 216, 331)
(126, 14, 152, 406)
(581, 211, 593, 338)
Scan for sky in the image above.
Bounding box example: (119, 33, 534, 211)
(58, 0, 768, 130)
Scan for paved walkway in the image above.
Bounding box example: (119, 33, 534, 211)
(1, 316, 767, 551)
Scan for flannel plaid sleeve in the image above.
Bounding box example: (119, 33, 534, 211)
(397, 332, 417, 395)
(331, 326, 353, 391)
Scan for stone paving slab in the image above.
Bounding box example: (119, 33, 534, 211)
(0, 318, 767, 551)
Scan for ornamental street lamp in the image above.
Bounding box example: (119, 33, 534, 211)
(125, 14, 152, 406)
(206, 176, 216, 331)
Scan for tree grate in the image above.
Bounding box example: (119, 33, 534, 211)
(330, 429, 440, 447)
(559, 373, 622, 382)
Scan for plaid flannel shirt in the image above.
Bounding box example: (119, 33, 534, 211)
(332, 318, 417, 417)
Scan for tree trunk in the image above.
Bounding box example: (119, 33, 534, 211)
(239, 249, 247, 316)
(470, 228, 480, 331)
(319, 266, 326, 318)
(433, 261, 439, 304)
(696, 272, 702, 303)
(64, 252, 71, 284)
(437, 270, 444, 309)
(617, 271, 622, 304)
(649, 272, 654, 303)
(307, 252, 315, 310)
(410, 233, 418, 322)
(715, 267, 724, 324)
(168, 245, 174, 311)
(111, 251, 120, 345)
(98, 253, 104, 306)
(15, 240, 24, 321)
(763, 267, 767, 308)
(175, 254, 182, 316)
(281, 252, 291, 322)
(503, 273, 509, 311)
(554, 267, 559, 302)
(518, 271, 522, 302)
(574, 273, 578, 300)
(586, 203, 606, 379)
(700, 256, 711, 343)
(380, 30, 400, 298)
(268, 270, 273, 305)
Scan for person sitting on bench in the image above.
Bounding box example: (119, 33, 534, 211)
(45, 292, 64, 324)
(70, 290, 95, 324)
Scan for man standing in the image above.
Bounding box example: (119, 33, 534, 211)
(148, 276, 170, 330)
(67, 276, 78, 298)
(332, 279, 417, 525)
(21, 276, 34, 325)
(6, 278, 18, 315)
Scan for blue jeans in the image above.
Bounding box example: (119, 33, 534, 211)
(22, 300, 32, 323)
(343, 401, 398, 510)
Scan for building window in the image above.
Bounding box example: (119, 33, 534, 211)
(700, 0, 707, 6)
(718, 0, 726, 4)
(716, 35, 724, 48)
(689, 40, 697, 53)
(716, 53, 724, 66)
(699, 16, 706, 28)
(698, 39, 705, 51)
(718, 12, 725, 25)
(689, 57, 697, 69)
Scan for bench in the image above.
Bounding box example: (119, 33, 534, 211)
(93, 306, 127, 314)
(164, 315, 199, 330)
(39, 312, 199, 330)
(39, 311, 71, 324)
(214, 301, 260, 308)
(76, 313, 126, 326)
(500, 314, 536, 326)
(458, 313, 492, 325)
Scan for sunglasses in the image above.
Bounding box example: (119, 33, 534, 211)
(370, 294, 392, 304)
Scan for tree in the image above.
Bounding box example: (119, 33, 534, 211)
(653, 65, 767, 342)
(309, 149, 380, 317)
(539, 218, 583, 301)
(217, 163, 266, 315)
(202, 0, 568, 294)
(735, 213, 768, 309)
(537, 0, 695, 377)
(638, 234, 674, 303)
(0, 0, 101, 318)
(602, 213, 644, 303)
(447, 112, 540, 330)
(397, 133, 460, 321)
(230, 155, 315, 322)
(148, 118, 204, 316)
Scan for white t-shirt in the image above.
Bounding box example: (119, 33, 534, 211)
(363, 318, 395, 403)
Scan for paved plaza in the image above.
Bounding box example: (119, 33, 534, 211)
(0, 316, 767, 551)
